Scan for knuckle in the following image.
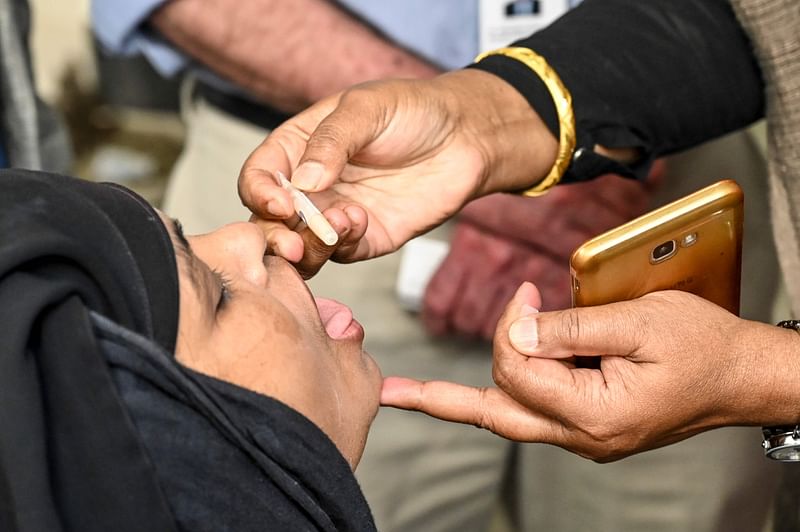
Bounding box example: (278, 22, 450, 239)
(553, 423, 613, 462)
(581, 420, 639, 463)
(491, 354, 515, 392)
(555, 309, 582, 346)
(307, 125, 346, 154)
(474, 387, 497, 432)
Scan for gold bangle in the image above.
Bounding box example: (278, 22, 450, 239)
(474, 47, 575, 197)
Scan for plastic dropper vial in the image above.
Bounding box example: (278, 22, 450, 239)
(276, 171, 339, 246)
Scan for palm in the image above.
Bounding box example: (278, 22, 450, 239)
(241, 71, 550, 261)
(265, 81, 487, 259)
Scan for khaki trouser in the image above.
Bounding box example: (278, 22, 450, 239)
(163, 90, 782, 532)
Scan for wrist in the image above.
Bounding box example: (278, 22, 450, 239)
(729, 320, 800, 427)
(439, 69, 557, 198)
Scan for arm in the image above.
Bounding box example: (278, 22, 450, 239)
(148, 0, 441, 113)
(472, 0, 764, 180)
(238, 0, 764, 263)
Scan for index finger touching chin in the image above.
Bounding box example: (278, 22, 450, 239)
(380, 376, 568, 444)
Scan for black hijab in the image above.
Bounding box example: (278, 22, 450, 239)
(0, 169, 375, 531)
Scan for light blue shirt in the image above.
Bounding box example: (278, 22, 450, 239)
(92, 0, 188, 77)
(91, 0, 479, 77)
(336, 0, 478, 69)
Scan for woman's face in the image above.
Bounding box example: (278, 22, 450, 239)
(162, 216, 382, 468)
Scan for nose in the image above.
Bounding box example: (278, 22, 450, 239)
(193, 222, 269, 287)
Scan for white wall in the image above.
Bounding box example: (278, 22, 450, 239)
(30, 0, 97, 103)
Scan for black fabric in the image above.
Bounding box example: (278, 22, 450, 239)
(472, 0, 764, 183)
(194, 79, 291, 131)
(96, 313, 376, 532)
(0, 169, 179, 531)
(0, 169, 376, 531)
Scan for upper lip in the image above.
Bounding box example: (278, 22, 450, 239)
(264, 256, 356, 338)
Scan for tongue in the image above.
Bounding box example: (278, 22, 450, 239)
(315, 297, 354, 339)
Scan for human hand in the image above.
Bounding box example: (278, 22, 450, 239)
(250, 204, 367, 279)
(384, 282, 798, 461)
(422, 174, 658, 339)
(239, 69, 558, 262)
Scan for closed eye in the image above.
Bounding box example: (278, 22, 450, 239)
(211, 268, 234, 312)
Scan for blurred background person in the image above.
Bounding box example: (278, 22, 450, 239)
(0, 0, 71, 173)
(90, 1, 781, 531)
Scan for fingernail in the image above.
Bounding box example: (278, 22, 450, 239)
(520, 304, 539, 317)
(293, 162, 324, 191)
(509, 315, 538, 352)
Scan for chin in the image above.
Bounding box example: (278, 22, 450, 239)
(363, 351, 383, 401)
(349, 414, 378, 471)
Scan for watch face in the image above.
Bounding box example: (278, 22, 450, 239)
(763, 430, 800, 461)
(767, 446, 800, 462)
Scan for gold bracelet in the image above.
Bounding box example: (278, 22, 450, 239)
(474, 47, 575, 196)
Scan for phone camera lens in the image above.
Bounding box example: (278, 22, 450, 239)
(651, 240, 676, 263)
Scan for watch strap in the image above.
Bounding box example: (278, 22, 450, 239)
(762, 320, 800, 460)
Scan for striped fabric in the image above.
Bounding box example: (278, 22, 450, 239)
(731, 0, 800, 318)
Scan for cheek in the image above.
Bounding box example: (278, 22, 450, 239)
(227, 293, 320, 345)
(208, 298, 330, 386)
(218, 304, 314, 361)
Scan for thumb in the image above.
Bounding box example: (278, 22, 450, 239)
(291, 91, 386, 192)
(492, 287, 644, 426)
(506, 296, 644, 358)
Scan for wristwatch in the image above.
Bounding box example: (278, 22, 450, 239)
(762, 320, 800, 461)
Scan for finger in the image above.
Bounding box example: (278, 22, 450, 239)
(499, 281, 542, 319)
(380, 377, 566, 443)
(329, 205, 369, 263)
(239, 95, 343, 215)
(506, 297, 645, 358)
(492, 282, 573, 390)
(293, 208, 353, 279)
(253, 219, 305, 263)
(291, 90, 386, 192)
(249, 211, 304, 262)
(491, 285, 603, 422)
(239, 168, 295, 220)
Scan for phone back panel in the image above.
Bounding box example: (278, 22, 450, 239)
(570, 180, 743, 315)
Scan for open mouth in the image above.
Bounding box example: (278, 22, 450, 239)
(314, 297, 363, 340)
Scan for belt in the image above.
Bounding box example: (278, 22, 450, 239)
(193, 81, 291, 131)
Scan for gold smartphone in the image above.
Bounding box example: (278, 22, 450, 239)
(570, 179, 743, 315)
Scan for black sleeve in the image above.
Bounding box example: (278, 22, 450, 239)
(470, 0, 765, 182)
